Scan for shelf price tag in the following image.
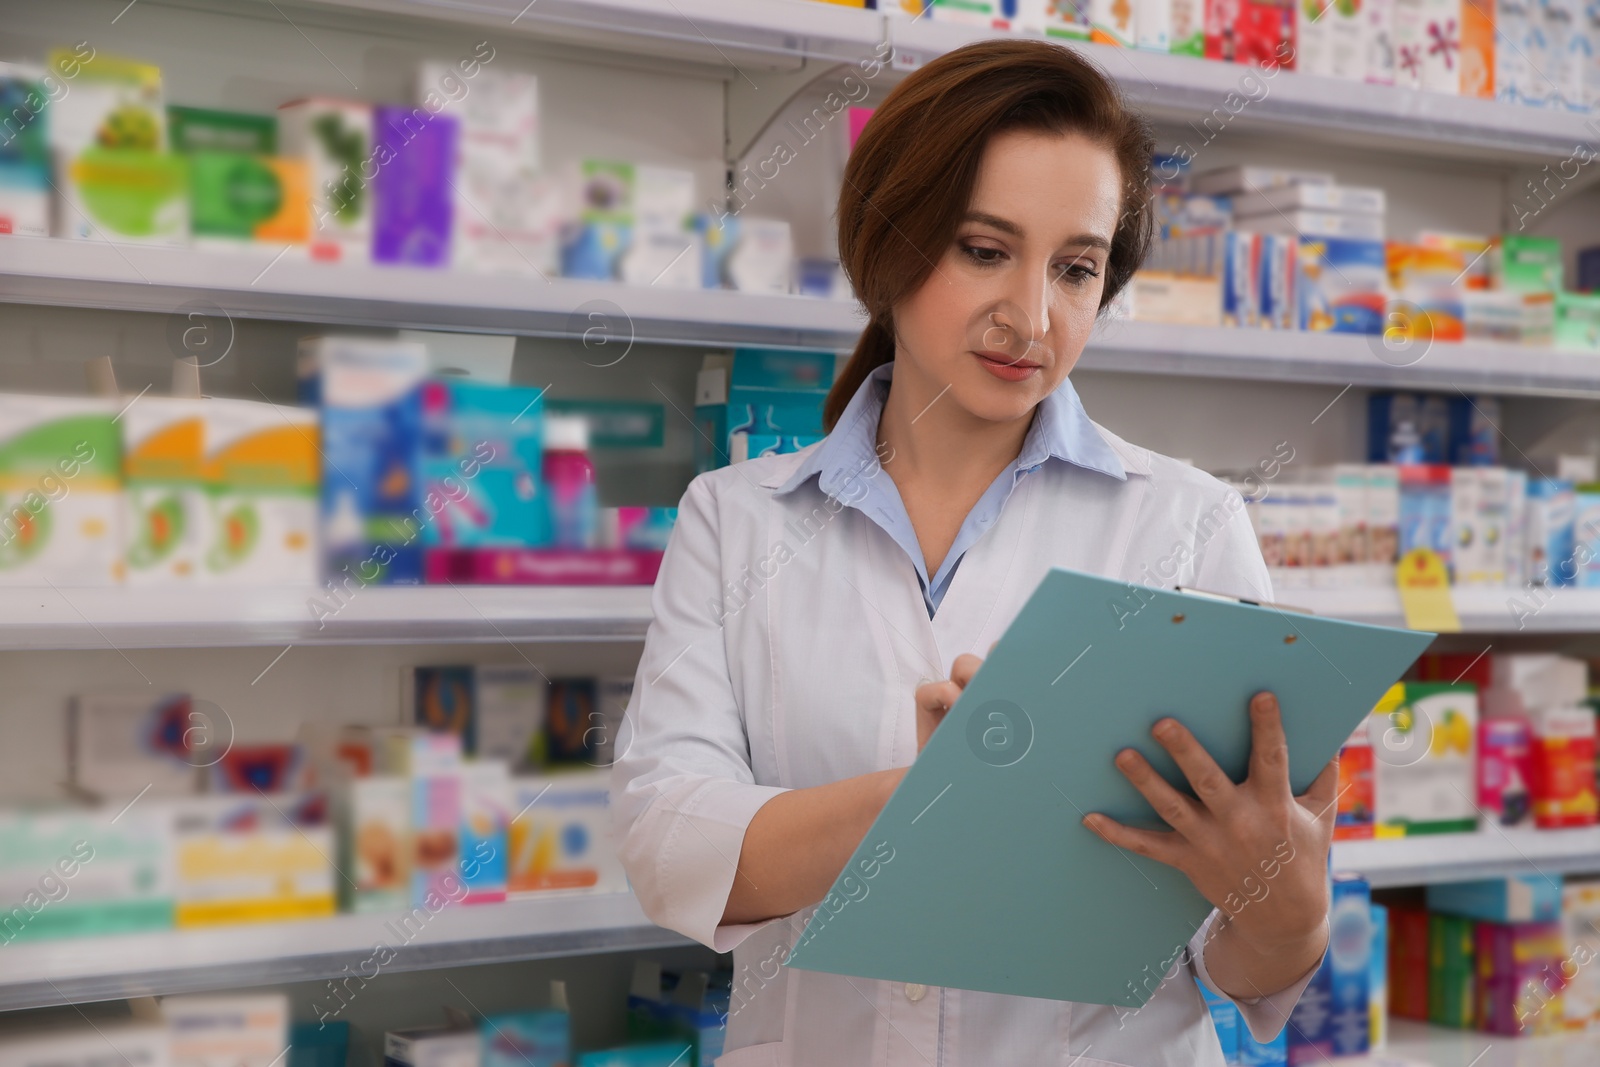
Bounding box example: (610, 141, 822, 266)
(1396, 548, 1460, 633)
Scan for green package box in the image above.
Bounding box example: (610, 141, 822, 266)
(0, 396, 123, 586)
(1429, 913, 1476, 1029)
(1555, 292, 1600, 352)
(0, 808, 174, 943)
(1492, 235, 1562, 294)
(167, 105, 275, 155)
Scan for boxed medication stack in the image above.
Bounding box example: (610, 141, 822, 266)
(1563, 879, 1600, 1030)
(163, 995, 289, 1067)
(0, 64, 53, 237)
(69, 691, 199, 799)
(694, 349, 836, 474)
(419, 379, 548, 552)
(1296, 0, 1365, 80)
(171, 792, 336, 927)
(300, 336, 428, 584)
(339, 773, 410, 913)
(623, 165, 701, 290)
(49, 51, 187, 244)
(0, 806, 174, 942)
(383, 730, 465, 908)
(277, 98, 372, 262)
(421, 64, 560, 276)
(0, 1015, 170, 1067)
(171, 106, 310, 248)
(200, 399, 319, 585)
(482, 1004, 571, 1067)
(1287, 875, 1372, 1062)
(1232, 182, 1386, 242)
(0, 395, 122, 587)
(1369, 682, 1479, 836)
(508, 770, 626, 894)
(121, 398, 208, 585)
(372, 106, 458, 268)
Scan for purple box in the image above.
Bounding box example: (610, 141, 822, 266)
(372, 106, 457, 267)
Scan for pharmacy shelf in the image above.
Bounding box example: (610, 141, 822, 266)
(1280, 587, 1600, 634)
(0, 891, 691, 1013)
(287, 0, 885, 70)
(1386, 1018, 1595, 1067)
(7, 238, 1600, 398)
(0, 236, 869, 352)
(1082, 320, 1600, 400)
(282, 0, 1600, 165)
(888, 17, 1600, 166)
(0, 585, 655, 650)
(1332, 828, 1600, 888)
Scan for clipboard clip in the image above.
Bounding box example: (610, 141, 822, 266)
(1174, 586, 1316, 617)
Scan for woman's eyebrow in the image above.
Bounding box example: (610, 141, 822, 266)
(963, 212, 1111, 253)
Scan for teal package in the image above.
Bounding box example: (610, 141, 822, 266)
(420, 379, 548, 548)
(731, 347, 837, 392)
(576, 1043, 695, 1067)
(482, 1011, 568, 1067)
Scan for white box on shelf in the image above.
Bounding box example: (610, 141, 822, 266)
(161, 994, 289, 1067)
(508, 770, 625, 895)
(277, 98, 373, 263)
(1230, 183, 1386, 217)
(1364, 0, 1398, 84)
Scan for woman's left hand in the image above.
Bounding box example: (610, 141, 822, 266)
(1084, 692, 1336, 985)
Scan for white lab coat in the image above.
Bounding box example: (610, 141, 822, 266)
(612, 425, 1317, 1067)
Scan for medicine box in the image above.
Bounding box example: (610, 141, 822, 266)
(1476, 920, 1566, 1034)
(1530, 705, 1598, 828)
(300, 336, 428, 584)
(372, 106, 457, 268)
(420, 379, 548, 549)
(1428, 912, 1476, 1028)
(1427, 875, 1564, 923)
(0, 1018, 170, 1067)
(162, 995, 289, 1067)
(277, 98, 372, 262)
(508, 771, 626, 894)
(1491, 235, 1563, 292)
(476, 665, 547, 768)
(122, 398, 208, 585)
(383, 1028, 480, 1067)
(69, 691, 199, 799)
(0, 394, 122, 586)
(1194, 978, 1239, 1062)
(482, 1012, 569, 1067)
(201, 399, 319, 586)
(1526, 478, 1576, 587)
(171, 793, 336, 927)
(187, 153, 309, 245)
(460, 759, 510, 904)
(0, 66, 52, 237)
(1369, 682, 1479, 835)
(1478, 717, 1534, 828)
(0, 806, 173, 942)
(167, 106, 275, 154)
(1298, 237, 1387, 334)
(339, 775, 410, 913)
(1562, 879, 1600, 1030)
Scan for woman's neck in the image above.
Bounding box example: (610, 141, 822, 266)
(875, 359, 1033, 489)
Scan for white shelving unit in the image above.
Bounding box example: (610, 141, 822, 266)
(1386, 1018, 1594, 1067)
(0, 893, 688, 1013)
(1281, 588, 1600, 634)
(5, 238, 1599, 398)
(0, 585, 654, 650)
(1333, 828, 1600, 888)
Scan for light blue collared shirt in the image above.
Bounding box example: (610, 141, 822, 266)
(773, 362, 1127, 617)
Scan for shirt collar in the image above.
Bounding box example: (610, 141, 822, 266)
(775, 360, 1126, 497)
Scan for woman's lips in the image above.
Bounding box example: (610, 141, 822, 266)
(973, 350, 1042, 382)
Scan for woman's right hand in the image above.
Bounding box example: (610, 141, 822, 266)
(914, 653, 983, 753)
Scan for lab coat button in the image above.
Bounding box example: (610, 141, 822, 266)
(904, 983, 927, 1002)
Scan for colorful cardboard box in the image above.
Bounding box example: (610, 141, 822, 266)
(201, 399, 319, 586)
(0, 395, 121, 587)
(1370, 682, 1479, 835)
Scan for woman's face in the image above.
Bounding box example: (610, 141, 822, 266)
(892, 128, 1123, 424)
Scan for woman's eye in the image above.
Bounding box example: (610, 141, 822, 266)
(960, 243, 1004, 265)
(1054, 261, 1102, 285)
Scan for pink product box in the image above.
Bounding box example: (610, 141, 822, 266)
(423, 548, 665, 585)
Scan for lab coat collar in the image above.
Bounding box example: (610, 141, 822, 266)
(763, 360, 1141, 493)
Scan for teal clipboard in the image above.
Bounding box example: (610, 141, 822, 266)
(783, 568, 1434, 1007)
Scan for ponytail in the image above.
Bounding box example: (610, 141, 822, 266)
(823, 318, 895, 431)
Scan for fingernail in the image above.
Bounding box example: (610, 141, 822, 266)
(1115, 749, 1137, 768)
(1153, 719, 1177, 739)
(1253, 693, 1277, 712)
(1082, 815, 1099, 832)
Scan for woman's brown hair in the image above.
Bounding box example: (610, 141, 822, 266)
(824, 39, 1156, 430)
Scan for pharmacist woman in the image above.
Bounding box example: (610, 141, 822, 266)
(612, 40, 1336, 1067)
